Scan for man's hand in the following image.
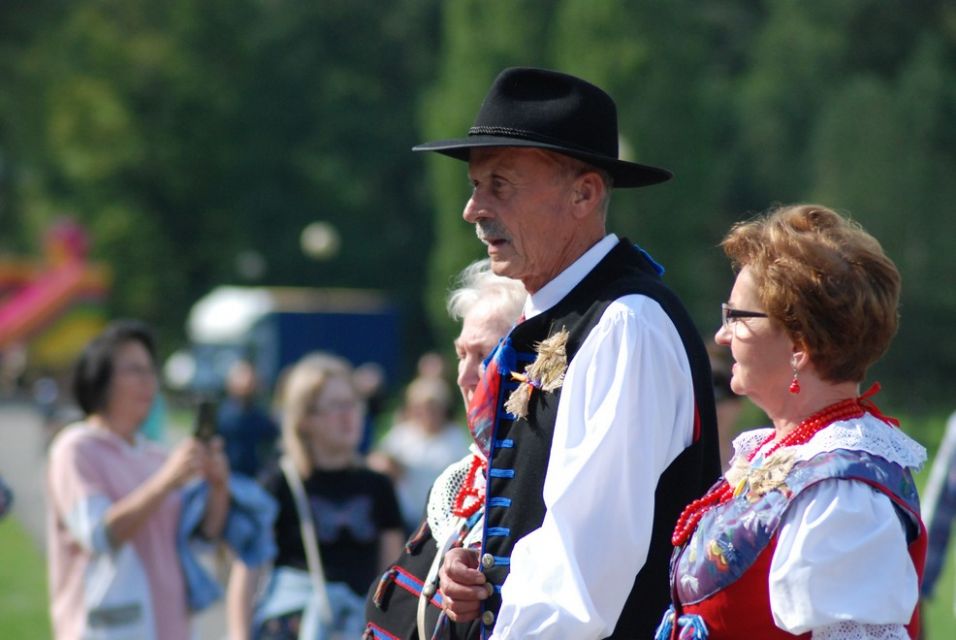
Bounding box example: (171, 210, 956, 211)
(439, 547, 491, 622)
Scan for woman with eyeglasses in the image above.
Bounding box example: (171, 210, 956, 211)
(655, 205, 927, 640)
(227, 352, 404, 640)
(46, 319, 230, 640)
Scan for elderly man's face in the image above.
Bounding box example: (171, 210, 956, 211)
(464, 147, 580, 293)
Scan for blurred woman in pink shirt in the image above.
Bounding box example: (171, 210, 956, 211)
(46, 320, 229, 639)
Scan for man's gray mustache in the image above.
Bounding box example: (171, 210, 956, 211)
(475, 221, 510, 243)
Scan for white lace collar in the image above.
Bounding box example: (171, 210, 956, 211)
(427, 453, 485, 547)
(730, 412, 926, 471)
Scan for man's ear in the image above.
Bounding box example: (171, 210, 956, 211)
(571, 171, 604, 218)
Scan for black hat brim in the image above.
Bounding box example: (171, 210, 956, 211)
(413, 135, 673, 189)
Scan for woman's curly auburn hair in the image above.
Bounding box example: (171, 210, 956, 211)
(721, 204, 901, 383)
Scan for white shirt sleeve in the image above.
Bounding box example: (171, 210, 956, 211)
(490, 296, 695, 639)
(770, 479, 917, 640)
(65, 494, 114, 553)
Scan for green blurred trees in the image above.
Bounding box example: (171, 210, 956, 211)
(0, 0, 440, 362)
(0, 0, 953, 407)
(423, 0, 956, 408)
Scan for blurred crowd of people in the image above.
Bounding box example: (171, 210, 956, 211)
(15, 257, 537, 639)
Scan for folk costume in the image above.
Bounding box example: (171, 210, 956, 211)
(364, 448, 486, 640)
(455, 235, 719, 639)
(656, 400, 927, 640)
(413, 66, 719, 638)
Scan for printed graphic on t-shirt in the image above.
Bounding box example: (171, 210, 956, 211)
(309, 495, 376, 543)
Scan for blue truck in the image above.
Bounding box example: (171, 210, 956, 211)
(179, 286, 401, 396)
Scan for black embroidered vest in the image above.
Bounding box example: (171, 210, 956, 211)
(474, 239, 720, 640)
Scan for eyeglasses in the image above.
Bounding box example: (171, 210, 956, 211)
(309, 399, 362, 417)
(114, 364, 157, 379)
(721, 303, 768, 331)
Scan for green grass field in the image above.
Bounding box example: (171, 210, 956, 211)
(1, 412, 953, 639)
(923, 552, 956, 639)
(0, 517, 52, 639)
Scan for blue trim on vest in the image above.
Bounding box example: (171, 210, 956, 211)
(493, 556, 510, 566)
(489, 468, 515, 479)
(634, 243, 666, 276)
(477, 332, 539, 637)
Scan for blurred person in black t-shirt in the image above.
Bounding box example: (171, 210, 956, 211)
(227, 353, 403, 640)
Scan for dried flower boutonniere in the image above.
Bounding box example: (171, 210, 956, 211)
(746, 448, 798, 500)
(504, 328, 569, 419)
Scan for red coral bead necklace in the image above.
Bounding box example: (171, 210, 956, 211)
(670, 396, 866, 547)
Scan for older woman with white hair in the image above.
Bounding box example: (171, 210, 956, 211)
(365, 259, 526, 640)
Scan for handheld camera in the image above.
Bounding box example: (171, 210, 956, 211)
(193, 397, 219, 443)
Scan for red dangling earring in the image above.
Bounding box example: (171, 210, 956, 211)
(789, 364, 801, 394)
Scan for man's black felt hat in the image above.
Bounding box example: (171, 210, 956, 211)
(413, 67, 672, 189)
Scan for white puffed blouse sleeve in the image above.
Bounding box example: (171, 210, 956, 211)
(769, 479, 917, 640)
